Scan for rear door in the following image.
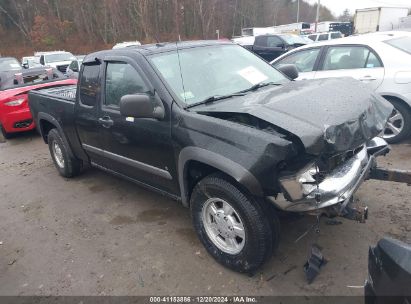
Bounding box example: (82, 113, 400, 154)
(74, 62, 108, 166)
(272, 47, 322, 80)
(314, 45, 385, 91)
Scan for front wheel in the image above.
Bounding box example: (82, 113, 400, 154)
(48, 128, 82, 178)
(381, 99, 411, 144)
(190, 173, 278, 274)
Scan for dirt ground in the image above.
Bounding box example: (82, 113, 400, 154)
(0, 131, 410, 296)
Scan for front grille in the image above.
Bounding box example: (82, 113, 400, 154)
(14, 119, 33, 129)
(57, 64, 69, 73)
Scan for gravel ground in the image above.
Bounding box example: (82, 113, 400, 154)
(0, 131, 410, 296)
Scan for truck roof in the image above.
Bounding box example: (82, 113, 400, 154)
(83, 40, 232, 63)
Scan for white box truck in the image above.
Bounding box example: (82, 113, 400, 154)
(354, 7, 409, 34)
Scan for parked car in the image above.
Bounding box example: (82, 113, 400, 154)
(29, 41, 392, 274)
(306, 31, 343, 42)
(0, 60, 77, 139)
(21, 56, 41, 69)
(366, 237, 411, 304)
(0, 57, 22, 72)
(66, 55, 85, 79)
(112, 41, 142, 49)
(36, 51, 76, 74)
(232, 34, 309, 61)
(271, 31, 411, 143)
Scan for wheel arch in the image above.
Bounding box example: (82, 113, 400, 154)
(380, 94, 411, 111)
(178, 147, 263, 207)
(37, 113, 75, 159)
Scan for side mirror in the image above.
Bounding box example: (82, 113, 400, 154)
(277, 64, 299, 80)
(22, 63, 29, 69)
(119, 94, 164, 120)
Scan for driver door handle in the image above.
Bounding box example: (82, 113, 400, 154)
(98, 116, 114, 128)
(359, 75, 377, 81)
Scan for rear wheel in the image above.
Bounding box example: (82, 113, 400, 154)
(381, 99, 411, 144)
(48, 128, 82, 178)
(190, 173, 277, 274)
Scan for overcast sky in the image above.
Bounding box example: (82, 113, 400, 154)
(306, 0, 411, 16)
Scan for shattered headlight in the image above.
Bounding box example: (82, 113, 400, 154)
(298, 164, 320, 195)
(279, 162, 320, 201)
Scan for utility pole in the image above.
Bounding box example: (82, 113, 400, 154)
(296, 0, 300, 23)
(315, 0, 320, 32)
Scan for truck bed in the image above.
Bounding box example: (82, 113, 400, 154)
(32, 85, 77, 102)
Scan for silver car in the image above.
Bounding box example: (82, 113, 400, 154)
(271, 31, 411, 143)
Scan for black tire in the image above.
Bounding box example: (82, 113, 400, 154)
(190, 173, 277, 274)
(0, 123, 12, 140)
(47, 128, 82, 178)
(383, 99, 411, 144)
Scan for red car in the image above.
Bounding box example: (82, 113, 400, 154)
(0, 57, 77, 139)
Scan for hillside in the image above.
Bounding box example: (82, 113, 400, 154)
(0, 0, 335, 58)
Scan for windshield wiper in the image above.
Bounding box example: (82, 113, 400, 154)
(185, 93, 245, 109)
(239, 81, 282, 94)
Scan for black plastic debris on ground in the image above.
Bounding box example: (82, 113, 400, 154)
(304, 244, 328, 284)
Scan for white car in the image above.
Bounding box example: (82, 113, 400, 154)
(35, 51, 76, 74)
(306, 31, 343, 42)
(271, 31, 411, 143)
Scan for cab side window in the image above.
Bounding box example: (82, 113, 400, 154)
(266, 36, 283, 47)
(254, 36, 268, 47)
(255, 36, 283, 47)
(79, 65, 100, 106)
(105, 62, 149, 108)
(318, 34, 329, 41)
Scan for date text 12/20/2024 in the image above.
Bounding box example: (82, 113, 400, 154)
(149, 296, 258, 303)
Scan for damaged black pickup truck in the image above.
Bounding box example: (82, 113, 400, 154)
(29, 41, 397, 273)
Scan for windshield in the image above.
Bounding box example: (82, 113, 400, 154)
(385, 36, 411, 55)
(46, 53, 75, 63)
(280, 35, 307, 45)
(0, 58, 21, 72)
(149, 44, 288, 105)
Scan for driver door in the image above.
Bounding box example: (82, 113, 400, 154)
(99, 56, 177, 195)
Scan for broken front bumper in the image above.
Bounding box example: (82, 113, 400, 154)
(270, 137, 389, 212)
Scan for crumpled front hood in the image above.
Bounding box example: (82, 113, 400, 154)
(192, 77, 393, 155)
